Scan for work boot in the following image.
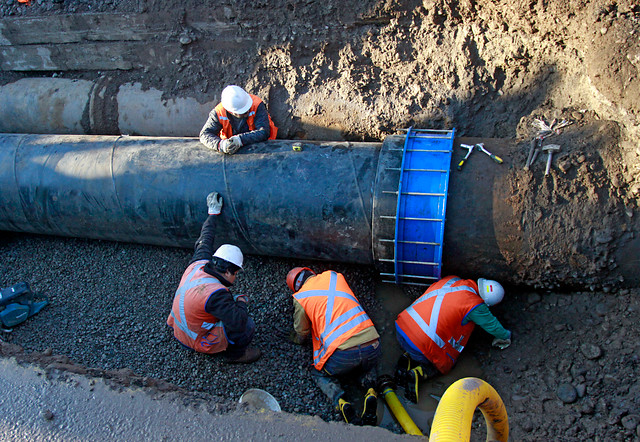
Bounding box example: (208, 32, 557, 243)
(394, 353, 412, 386)
(337, 398, 362, 425)
(404, 366, 424, 403)
(225, 347, 261, 364)
(361, 388, 378, 426)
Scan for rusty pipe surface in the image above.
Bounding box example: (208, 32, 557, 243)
(0, 133, 636, 289)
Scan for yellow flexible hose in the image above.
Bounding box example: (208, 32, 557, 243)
(380, 386, 424, 436)
(429, 377, 509, 442)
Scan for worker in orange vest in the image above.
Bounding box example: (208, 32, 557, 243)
(395, 275, 512, 402)
(199, 85, 278, 155)
(167, 192, 261, 364)
(280, 267, 381, 426)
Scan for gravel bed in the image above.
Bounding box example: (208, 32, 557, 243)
(4, 232, 640, 440)
(0, 232, 388, 426)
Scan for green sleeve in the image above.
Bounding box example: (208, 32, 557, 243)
(466, 303, 510, 340)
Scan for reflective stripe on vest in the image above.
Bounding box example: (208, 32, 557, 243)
(405, 277, 460, 349)
(170, 264, 221, 340)
(215, 95, 277, 140)
(294, 272, 369, 366)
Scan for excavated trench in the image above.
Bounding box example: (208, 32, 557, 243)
(1, 2, 639, 439)
(1, 124, 636, 438)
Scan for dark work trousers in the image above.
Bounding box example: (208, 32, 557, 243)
(395, 323, 432, 364)
(224, 317, 256, 359)
(395, 323, 440, 377)
(312, 340, 381, 406)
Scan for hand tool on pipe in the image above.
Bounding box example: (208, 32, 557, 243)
(457, 144, 476, 170)
(543, 144, 561, 176)
(528, 118, 569, 170)
(476, 143, 503, 164)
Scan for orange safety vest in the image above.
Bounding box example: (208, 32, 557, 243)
(215, 94, 278, 140)
(395, 276, 484, 374)
(167, 260, 229, 354)
(293, 271, 375, 370)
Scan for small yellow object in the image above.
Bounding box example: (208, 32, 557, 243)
(292, 143, 302, 152)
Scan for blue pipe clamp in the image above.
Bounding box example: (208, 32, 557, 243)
(385, 128, 455, 285)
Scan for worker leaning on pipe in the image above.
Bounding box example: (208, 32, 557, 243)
(199, 85, 278, 155)
(279, 268, 381, 426)
(166, 192, 261, 364)
(395, 276, 512, 403)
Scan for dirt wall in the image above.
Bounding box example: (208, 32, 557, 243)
(1, 0, 638, 289)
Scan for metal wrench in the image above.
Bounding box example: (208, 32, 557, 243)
(476, 143, 503, 164)
(457, 144, 476, 170)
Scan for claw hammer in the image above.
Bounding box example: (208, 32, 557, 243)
(543, 144, 561, 176)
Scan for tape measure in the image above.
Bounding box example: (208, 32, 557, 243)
(292, 143, 302, 152)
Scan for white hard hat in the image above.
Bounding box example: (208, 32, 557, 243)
(220, 85, 252, 114)
(477, 278, 504, 306)
(213, 244, 244, 269)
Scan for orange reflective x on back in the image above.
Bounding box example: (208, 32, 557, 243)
(293, 271, 373, 369)
(167, 260, 229, 354)
(404, 277, 463, 348)
(396, 276, 482, 373)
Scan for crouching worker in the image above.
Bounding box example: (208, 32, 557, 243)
(280, 267, 381, 426)
(199, 84, 278, 155)
(167, 192, 261, 364)
(395, 276, 512, 402)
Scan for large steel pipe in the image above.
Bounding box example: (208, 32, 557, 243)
(0, 134, 392, 265)
(0, 133, 637, 289)
(0, 78, 215, 136)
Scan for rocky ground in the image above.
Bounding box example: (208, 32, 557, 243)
(0, 233, 385, 423)
(477, 286, 640, 440)
(2, 231, 640, 440)
(1, 0, 639, 440)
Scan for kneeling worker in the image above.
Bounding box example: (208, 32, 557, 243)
(199, 84, 278, 155)
(281, 267, 381, 426)
(167, 192, 261, 364)
(395, 275, 512, 402)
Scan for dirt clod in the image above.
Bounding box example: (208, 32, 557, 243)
(557, 383, 578, 404)
(580, 343, 603, 360)
(41, 408, 54, 421)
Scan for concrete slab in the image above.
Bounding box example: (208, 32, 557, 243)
(0, 356, 414, 441)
